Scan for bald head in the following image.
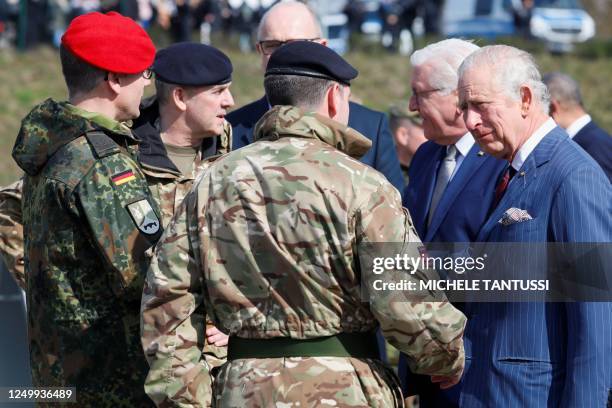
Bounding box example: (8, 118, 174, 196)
(256, 1, 326, 70)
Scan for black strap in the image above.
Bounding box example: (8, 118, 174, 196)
(85, 130, 120, 158)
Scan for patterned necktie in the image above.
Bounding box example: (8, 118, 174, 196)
(494, 165, 517, 207)
(428, 145, 457, 227)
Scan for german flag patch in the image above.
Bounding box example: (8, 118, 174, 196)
(112, 170, 136, 186)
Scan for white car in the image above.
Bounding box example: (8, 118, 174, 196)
(530, 0, 595, 52)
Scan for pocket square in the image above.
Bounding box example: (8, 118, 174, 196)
(498, 207, 533, 226)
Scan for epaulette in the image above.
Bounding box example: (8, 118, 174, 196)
(85, 130, 121, 158)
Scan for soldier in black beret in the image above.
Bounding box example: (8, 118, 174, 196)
(131, 42, 234, 379)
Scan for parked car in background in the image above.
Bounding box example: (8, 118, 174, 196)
(530, 0, 595, 52)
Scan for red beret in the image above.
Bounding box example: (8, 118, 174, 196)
(61, 12, 155, 74)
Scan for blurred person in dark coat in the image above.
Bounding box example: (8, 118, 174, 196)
(388, 101, 426, 185)
(544, 71, 611, 181)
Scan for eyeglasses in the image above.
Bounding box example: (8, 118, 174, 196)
(410, 87, 445, 107)
(257, 38, 321, 55)
(104, 68, 153, 81)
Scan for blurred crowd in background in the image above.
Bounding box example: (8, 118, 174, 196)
(0, 0, 599, 54)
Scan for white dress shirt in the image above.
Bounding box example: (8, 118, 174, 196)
(448, 132, 475, 181)
(511, 118, 557, 173)
(565, 114, 591, 139)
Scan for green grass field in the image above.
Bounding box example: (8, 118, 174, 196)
(1, 35, 611, 185)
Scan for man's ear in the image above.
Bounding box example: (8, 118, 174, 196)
(395, 126, 409, 147)
(172, 87, 188, 111)
(106, 72, 122, 96)
(520, 85, 533, 117)
(326, 84, 339, 119)
(549, 99, 560, 117)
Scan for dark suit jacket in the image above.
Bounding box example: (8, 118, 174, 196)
(403, 140, 507, 243)
(227, 96, 405, 191)
(398, 140, 506, 406)
(572, 120, 612, 182)
(461, 127, 612, 407)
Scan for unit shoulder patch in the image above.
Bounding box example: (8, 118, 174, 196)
(127, 199, 160, 235)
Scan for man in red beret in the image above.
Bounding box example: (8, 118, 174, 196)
(12, 12, 160, 407)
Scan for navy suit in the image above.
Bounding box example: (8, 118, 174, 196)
(397, 140, 506, 406)
(461, 127, 612, 407)
(572, 120, 612, 182)
(227, 96, 405, 191)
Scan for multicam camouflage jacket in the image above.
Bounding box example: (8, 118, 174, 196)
(12, 99, 163, 407)
(0, 179, 24, 288)
(133, 103, 233, 369)
(142, 105, 466, 407)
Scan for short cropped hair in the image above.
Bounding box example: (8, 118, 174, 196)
(155, 79, 179, 107)
(410, 39, 479, 95)
(60, 45, 106, 99)
(542, 72, 583, 108)
(264, 74, 337, 111)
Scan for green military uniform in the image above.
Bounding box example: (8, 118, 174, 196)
(0, 179, 25, 289)
(142, 106, 466, 407)
(13, 99, 163, 407)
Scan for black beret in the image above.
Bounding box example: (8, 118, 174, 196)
(153, 42, 232, 86)
(265, 41, 358, 86)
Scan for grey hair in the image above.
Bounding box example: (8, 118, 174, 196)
(264, 74, 337, 111)
(458, 45, 550, 112)
(542, 72, 583, 108)
(410, 39, 479, 95)
(257, 0, 322, 41)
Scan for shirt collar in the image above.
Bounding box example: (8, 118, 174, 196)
(565, 114, 591, 139)
(511, 118, 557, 171)
(450, 132, 475, 157)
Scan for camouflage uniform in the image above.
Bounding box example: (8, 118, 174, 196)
(133, 100, 233, 370)
(0, 179, 25, 289)
(12, 98, 163, 407)
(142, 106, 466, 407)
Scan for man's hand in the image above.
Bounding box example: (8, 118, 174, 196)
(431, 374, 461, 390)
(205, 326, 229, 347)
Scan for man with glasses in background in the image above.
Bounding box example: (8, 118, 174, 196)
(227, 0, 405, 192)
(11, 12, 161, 406)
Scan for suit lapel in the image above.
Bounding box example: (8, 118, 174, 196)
(476, 129, 564, 241)
(413, 146, 445, 236)
(426, 144, 487, 241)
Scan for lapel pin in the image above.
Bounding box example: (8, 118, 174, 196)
(477, 151, 484, 157)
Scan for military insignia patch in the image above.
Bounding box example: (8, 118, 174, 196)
(112, 170, 136, 186)
(127, 199, 160, 235)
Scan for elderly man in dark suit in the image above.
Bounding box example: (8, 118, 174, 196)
(226, 0, 404, 191)
(458, 45, 611, 408)
(543, 71, 611, 181)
